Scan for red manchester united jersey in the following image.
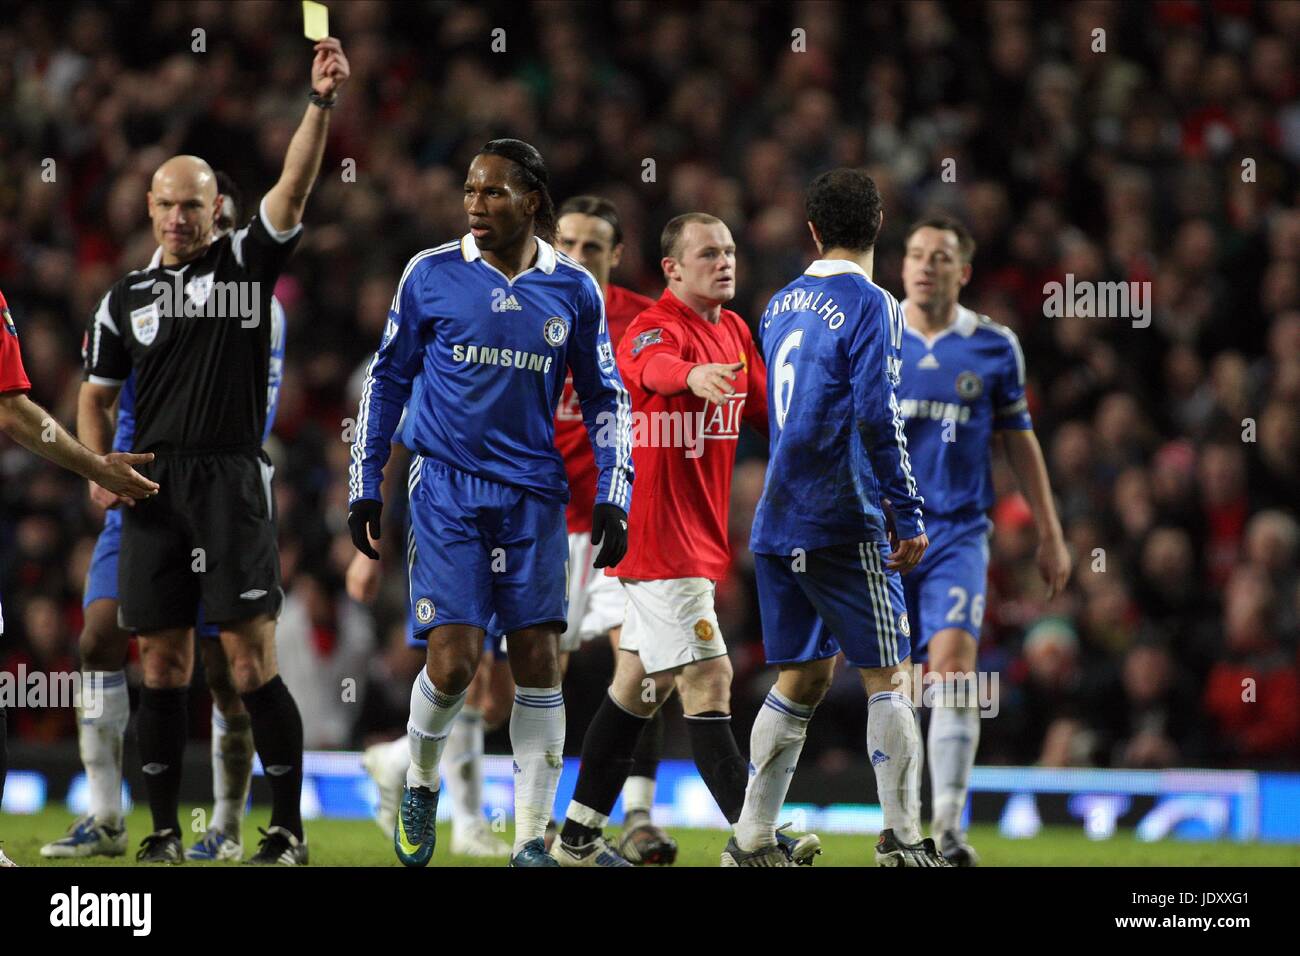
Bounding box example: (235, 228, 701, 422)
(556, 282, 655, 533)
(0, 289, 32, 395)
(608, 287, 768, 581)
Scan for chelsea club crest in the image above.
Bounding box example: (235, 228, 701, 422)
(955, 371, 984, 400)
(415, 598, 435, 625)
(543, 316, 569, 347)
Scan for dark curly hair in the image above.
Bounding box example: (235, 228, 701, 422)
(805, 168, 883, 253)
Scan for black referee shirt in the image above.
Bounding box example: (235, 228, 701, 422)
(83, 200, 301, 453)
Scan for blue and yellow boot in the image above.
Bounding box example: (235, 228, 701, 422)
(394, 784, 439, 867)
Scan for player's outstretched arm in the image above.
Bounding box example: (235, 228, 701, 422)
(998, 429, 1071, 597)
(2, 389, 156, 499)
(263, 37, 350, 233)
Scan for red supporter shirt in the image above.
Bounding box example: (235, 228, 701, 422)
(556, 283, 654, 533)
(608, 287, 768, 582)
(0, 289, 32, 395)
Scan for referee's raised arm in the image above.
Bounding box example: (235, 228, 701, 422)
(262, 37, 351, 233)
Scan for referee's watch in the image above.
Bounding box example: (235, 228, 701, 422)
(309, 89, 338, 109)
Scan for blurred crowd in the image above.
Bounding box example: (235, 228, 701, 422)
(0, 0, 1297, 770)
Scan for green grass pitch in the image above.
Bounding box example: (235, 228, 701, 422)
(5, 806, 1299, 866)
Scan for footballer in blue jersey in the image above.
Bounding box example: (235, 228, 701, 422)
(349, 385, 515, 859)
(898, 215, 1071, 866)
(45, 177, 289, 863)
(347, 140, 634, 868)
(730, 169, 949, 869)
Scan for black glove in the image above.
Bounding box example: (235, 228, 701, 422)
(590, 502, 628, 569)
(348, 498, 383, 559)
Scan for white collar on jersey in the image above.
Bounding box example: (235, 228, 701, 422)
(901, 299, 979, 342)
(805, 258, 869, 279)
(146, 226, 225, 271)
(460, 233, 557, 275)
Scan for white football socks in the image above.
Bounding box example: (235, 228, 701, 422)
(928, 704, 980, 836)
(622, 776, 656, 817)
(377, 734, 410, 786)
(210, 706, 254, 838)
(406, 670, 467, 790)
(868, 691, 923, 845)
(510, 686, 565, 854)
(443, 705, 485, 834)
(735, 688, 814, 851)
(78, 670, 129, 825)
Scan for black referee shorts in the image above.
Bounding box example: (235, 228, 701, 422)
(118, 448, 282, 633)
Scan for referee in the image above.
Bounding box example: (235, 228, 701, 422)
(77, 38, 350, 865)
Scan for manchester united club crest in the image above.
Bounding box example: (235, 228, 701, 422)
(694, 619, 715, 641)
(955, 371, 983, 400)
(543, 315, 569, 347)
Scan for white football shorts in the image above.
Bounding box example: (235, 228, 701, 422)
(617, 577, 726, 675)
(561, 531, 627, 652)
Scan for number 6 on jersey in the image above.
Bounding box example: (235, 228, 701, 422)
(773, 328, 803, 430)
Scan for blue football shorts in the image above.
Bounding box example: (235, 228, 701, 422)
(901, 512, 991, 663)
(755, 539, 912, 670)
(405, 456, 568, 639)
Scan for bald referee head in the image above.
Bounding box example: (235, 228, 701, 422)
(147, 156, 223, 267)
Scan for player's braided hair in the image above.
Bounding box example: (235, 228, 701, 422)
(478, 138, 557, 243)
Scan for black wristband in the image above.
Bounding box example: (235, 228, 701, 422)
(309, 89, 337, 109)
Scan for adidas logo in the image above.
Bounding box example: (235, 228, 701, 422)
(917, 353, 940, 369)
(870, 749, 889, 766)
(491, 289, 523, 312)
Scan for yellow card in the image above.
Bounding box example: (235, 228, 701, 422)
(303, 1, 329, 41)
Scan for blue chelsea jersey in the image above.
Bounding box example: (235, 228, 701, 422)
(113, 296, 286, 451)
(897, 303, 1032, 522)
(750, 259, 925, 555)
(349, 234, 633, 510)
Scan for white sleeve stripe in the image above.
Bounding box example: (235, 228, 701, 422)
(270, 298, 286, 351)
(94, 291, 119, 337)
(582, 269, 632, 497)
(390, 246, 453, 314)
(981, 320, 1027, 386)
(87, 374, 125, 387)
(889, 390, 920, 499)
(349, 348, 382, 501)
(258, 196, 305, 244)
(352, 247, 451, 500)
